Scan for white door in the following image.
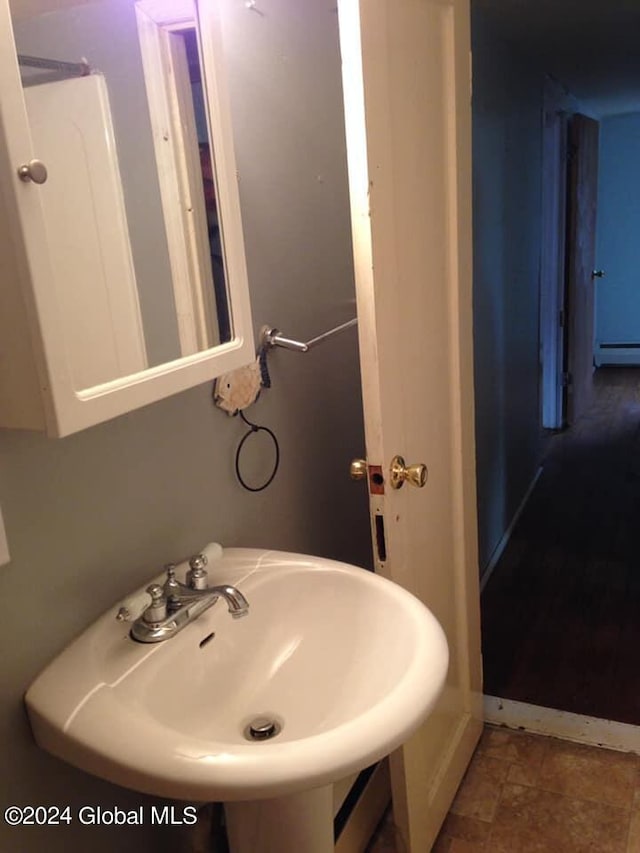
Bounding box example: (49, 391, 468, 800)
(338, 1, 483, 849)
(25, 75, 147, 389)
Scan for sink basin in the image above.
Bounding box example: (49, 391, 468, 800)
(26, 548, 448, 806)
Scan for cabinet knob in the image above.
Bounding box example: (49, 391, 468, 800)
(17, 159, 48, 185)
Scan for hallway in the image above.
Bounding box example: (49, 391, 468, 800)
(482, 367, 640, 724)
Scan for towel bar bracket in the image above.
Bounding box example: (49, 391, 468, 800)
(260, 318, 358, 354)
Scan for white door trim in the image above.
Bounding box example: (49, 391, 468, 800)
(136, 0, 218, 355)
(540, 77, 569, 429)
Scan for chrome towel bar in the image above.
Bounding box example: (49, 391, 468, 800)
(261, 318, 358, 353)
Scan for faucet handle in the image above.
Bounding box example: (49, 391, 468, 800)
(186, 553, 209, 590)
(164, 562, 180, 589)
(189, 553, 208, 571)
(143, 584, 167, 623)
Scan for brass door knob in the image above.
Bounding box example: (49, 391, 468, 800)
(350, 458, 368, 481)
(390, 455, 427, 490)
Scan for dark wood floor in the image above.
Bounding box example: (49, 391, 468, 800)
(481, 367, 640, 725)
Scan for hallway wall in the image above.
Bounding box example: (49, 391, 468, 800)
(471, 9, 544, 571)
(0, 4, 371, 851)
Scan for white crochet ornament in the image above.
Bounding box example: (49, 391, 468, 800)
(214, 360, 262, 415)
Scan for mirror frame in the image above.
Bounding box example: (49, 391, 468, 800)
(0, 0, 254, 436)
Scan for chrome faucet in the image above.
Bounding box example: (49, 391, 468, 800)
(129, 553, 249, 643)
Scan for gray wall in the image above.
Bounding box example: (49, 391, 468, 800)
(471, 9, 545, 571)
(0, 2, 371, 851)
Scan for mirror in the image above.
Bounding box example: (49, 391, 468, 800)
(9, 0, 244, 393)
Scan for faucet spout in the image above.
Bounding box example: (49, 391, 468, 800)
(212, 584, 250, 618)
(129, 559, 249, 643)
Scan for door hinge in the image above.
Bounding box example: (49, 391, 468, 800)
(562, 371, 573, 387)
(559, 309, 565, 328)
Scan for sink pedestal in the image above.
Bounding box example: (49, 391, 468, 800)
(225, 785, 334, 853)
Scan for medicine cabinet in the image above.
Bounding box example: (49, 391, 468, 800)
(0, 0, 254, 436)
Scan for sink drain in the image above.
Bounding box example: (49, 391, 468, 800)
(244, 716, 282, 741)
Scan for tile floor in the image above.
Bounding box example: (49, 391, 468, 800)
(367, 725, 640, 852)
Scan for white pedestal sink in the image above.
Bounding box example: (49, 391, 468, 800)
(25, 548, 448, 853)
(225, 786, 335, 853)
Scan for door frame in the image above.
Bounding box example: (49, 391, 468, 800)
(564, 113, 600, 424)
(539, 77, 569, 429)
(136, 0, 219, 355)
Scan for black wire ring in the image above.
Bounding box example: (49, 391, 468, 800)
(235, 410, 280, 492)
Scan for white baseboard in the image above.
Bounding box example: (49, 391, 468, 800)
(480, 466, 543, 592)
(484, 695, 640, 755)
(595, 345, 640, 367)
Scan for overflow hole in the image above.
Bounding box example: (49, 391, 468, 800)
(199, 632, 216, 648)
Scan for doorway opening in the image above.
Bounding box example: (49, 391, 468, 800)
(471, 0, 640, 731)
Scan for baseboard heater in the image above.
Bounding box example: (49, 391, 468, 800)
(594, 342, 640, 366)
